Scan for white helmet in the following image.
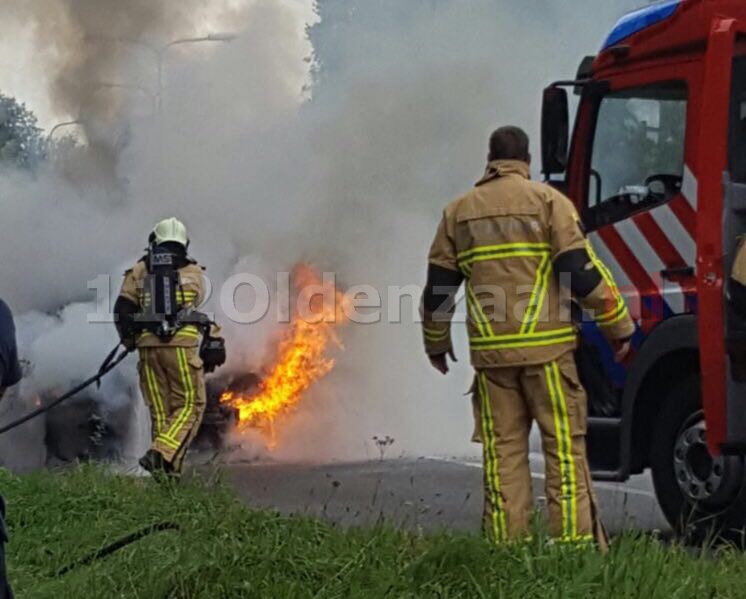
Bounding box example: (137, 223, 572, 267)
(151, 217, 188, 247)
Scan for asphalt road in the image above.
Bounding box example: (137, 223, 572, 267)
(219, 456, 670, 536)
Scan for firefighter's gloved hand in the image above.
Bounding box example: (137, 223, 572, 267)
(611, 337, 632, 363)
(429, 348, 457, 375)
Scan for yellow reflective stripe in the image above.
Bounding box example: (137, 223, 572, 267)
(424, 327, 449, 341)
(545, 361, 577, 540)
(165, 348, 195, 443)
(585, 240, 628, 321)
(586, 240, 619, 293)
(466, 284, 492, 338)
(457, 242, 550, 262)
(596, 303, 630, 327)
(175, 330, 201, 338)
(471, 327, 576, 345)
(178, 325, 200, 334)
(156, 434, 181, 450)
(173, 347, 196, 438)
(138, 329, 201, 340)
(464, 249, 549, 269)
(520, 253, 552, 335)
(478, 372, 506, 542)
(598, 309, 631, 329)
(459, 249, 550, 278)
(472, 335, 576, 351)
(531, 255, 554, 335)
(144, 361, 165, 434)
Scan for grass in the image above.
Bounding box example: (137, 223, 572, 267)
(2, 466, 746, 598)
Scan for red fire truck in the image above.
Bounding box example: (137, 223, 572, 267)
(541, 0, 746, 538)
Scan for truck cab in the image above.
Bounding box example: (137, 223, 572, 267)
(541, 0, 746, 538)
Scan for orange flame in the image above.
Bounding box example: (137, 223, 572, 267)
(220, 264, 349, 446)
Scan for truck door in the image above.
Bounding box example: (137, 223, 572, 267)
(718, 31, 746, 455)
(584, 79, 694, 335)
(578, 67, 696, 422)
(697, 18, 746, 456)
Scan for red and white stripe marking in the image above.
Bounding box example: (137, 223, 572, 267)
(588, 166, 698, 325)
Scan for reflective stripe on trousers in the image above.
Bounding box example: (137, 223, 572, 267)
(474, 354, 603, 545)
(137, 346, 206, 472)
(477, 372, 506, 542)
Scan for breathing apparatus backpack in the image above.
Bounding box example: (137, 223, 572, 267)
(132, 243, 227, 372)
(135, 244, 184, 342)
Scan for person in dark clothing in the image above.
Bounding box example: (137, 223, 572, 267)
(0, 300, 21, 400)
(0, 298, 21, 599)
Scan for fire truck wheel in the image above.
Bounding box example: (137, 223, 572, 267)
(650, 375, 746, 543)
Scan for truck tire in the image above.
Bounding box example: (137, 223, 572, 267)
(650, 374, 746, 543)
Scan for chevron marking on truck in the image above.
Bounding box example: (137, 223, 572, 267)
(648, 203, 696, 267)
(615, 218, 686, 316)
(586, 165, 699, 327)
(682, 164, 699, 211)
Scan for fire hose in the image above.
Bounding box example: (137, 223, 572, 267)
(55, 521, 179, 576)
(0, 344, 132, 436)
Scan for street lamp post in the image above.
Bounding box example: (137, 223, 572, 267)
(47, 120, 84, 143)
(87, 33, 238, 112)
(47, 80, 159, 143)
(156, 33, 238, 110)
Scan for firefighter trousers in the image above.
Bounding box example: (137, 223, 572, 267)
(472, 350, 607, 548)
(138, 346, 206, 473)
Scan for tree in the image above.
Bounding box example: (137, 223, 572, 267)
(308, 0, 448, 86)
(0, 94, 46, 169)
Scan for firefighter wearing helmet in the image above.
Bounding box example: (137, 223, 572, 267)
(114, 217, 226, 477)
(421, 127, 635, 548)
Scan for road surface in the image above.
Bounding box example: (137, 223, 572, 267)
(218, 455, 670, 536)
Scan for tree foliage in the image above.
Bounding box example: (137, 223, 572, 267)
(0, 93, 46, 169)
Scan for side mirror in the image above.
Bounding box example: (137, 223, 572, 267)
(541, 86, 569, 177)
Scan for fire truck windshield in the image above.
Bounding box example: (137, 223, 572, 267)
(588, 82, 687, 220)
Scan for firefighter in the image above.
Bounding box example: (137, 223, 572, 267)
(728, 237, 746, 380)
(0, 298, 21, 598)
(114, 217, 224, 477)
(730, 239, 746, 318)
(421, 127, 635, 548)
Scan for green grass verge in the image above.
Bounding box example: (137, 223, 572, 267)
(1, 465, 745, 598)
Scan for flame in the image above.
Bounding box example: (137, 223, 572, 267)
(220, 264, 349, 446)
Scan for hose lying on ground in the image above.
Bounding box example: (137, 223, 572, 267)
(0, 344, 132, 436)
(55, 521, 180, 576)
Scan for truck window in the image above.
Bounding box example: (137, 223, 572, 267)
(587, 82, 687, 224)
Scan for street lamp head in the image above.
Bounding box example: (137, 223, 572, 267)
(206, 32, 238, 42)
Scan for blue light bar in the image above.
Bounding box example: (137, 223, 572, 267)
(602, 0, 682, 50)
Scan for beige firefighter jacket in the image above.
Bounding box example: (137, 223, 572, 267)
(119, 260, 206, 348)
(423, 159, 635, 368)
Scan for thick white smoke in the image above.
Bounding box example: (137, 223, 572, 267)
(0, 0, 644, 468)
